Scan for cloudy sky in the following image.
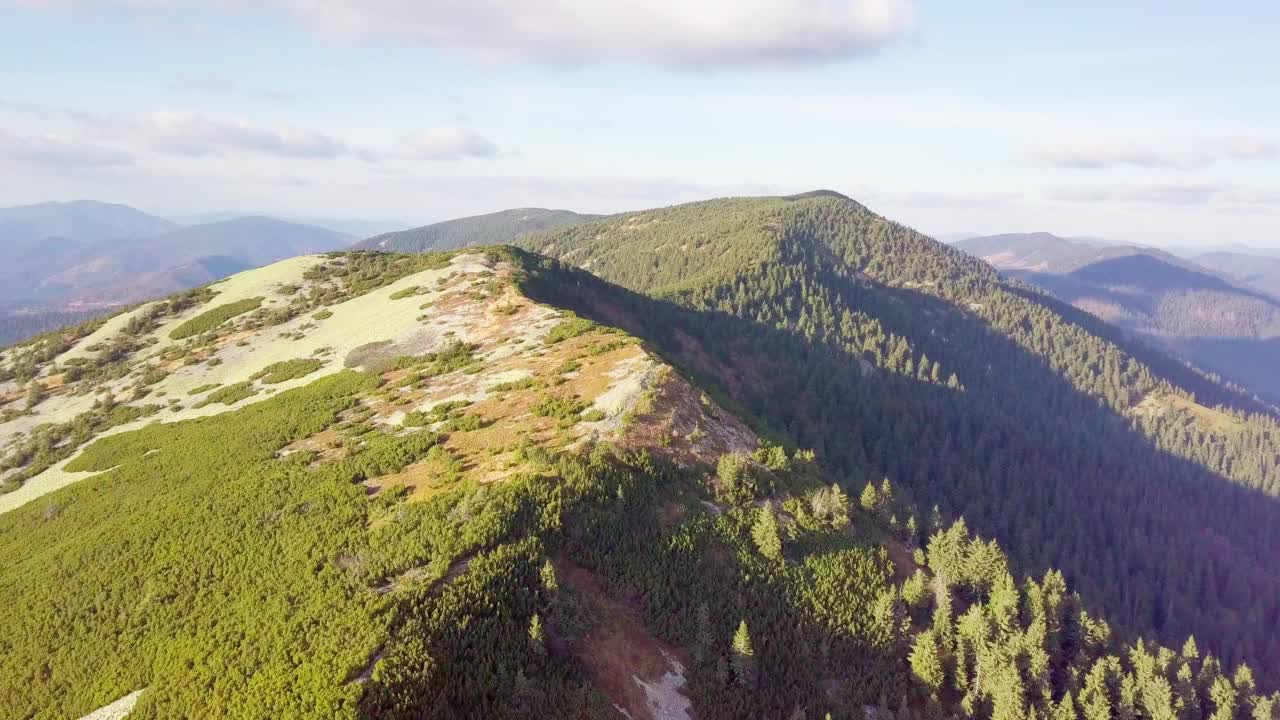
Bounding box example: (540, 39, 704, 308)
(1, 0, 1277, 245)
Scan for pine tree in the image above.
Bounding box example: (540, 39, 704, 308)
(717, 452, 755, 505)
(861, 481, 880, 512)
(731, 619, 756, 688)
(910, 628, 945, 695)
(540, 559, 558, 593)
(879, 477, 895, 510)
(1053, 692, 1079, 720)
(1252, 693, 1277, 720)
(903, 569, 930, 608)
(1181, 636, 1200, 662)
(25, 380, 43, 410)
(752, 505, 783, 561)
(528, 613, 545, 655)
(828, 482, 851, 527)
(1209, 676, 1236, 720)
(933, 576, 955, 640)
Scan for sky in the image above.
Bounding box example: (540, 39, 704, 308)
(0, 0, 1277, 246)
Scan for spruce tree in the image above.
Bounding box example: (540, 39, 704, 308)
(910, 629, 945, 695)
(528, 613, 545, 656)
(752, 505, 783, 561)
(732, 619, 756, 688)
(861, 481, 880, 512)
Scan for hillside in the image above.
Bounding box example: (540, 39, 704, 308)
(958, 233, 1280, 402)
(512, 195, 1280, 676)
(0, 199, 1278, 718)
(354, 208, 598, 253)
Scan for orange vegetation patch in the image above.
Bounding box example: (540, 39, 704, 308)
(365, 455, 462, 503)
(559, 559, 695, 720)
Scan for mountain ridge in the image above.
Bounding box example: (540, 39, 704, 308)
(353, 207, 600, 253)
(0, 194, 1278, 717)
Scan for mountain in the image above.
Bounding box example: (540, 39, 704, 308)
(0, 201, 178, 307)
(958, 232, 1280, 403)
(0, 200, 178, 244)
(0, 206, 350, 320)
(31, 216, 351, 305)
(1, 193, 1278, 718)
(0, 207, 355, 346)
(353, 207, 598, 253)
(955, 232, 1176, 274)
(170, 211, 407, 238)
(1194, 250, 1280, 299)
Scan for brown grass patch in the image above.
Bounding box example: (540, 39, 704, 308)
(559, 559, 695, 720)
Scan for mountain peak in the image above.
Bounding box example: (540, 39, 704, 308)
(783, 189, 853, 202)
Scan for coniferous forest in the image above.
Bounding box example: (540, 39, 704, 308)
(513, 193, 1280, 679)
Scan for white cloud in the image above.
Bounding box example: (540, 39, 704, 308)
(1026, 136, 1277, 170)
(0, 129, 134, 169)
(17, 0, 915, 68)
(1028, 144, 1202, 170)
(884, 190, 1020, 209)
(2, 99, 505, 164)
(137, 112, 358, 159)
(1047, 183, 1225, 206)
(396, 126, 500, 161)
(1221, 136, 1278, 161)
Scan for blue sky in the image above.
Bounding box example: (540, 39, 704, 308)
(0, 0, 1277, 245)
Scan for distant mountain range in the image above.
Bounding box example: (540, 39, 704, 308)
(957, 232, 1280, 401)
(1192, 250, 1280, 299)
(353, 207, 599, 253)
(0, 200, 356, 345)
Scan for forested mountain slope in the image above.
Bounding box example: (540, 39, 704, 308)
(958, 233, 1280, 403)
(354, 207, 597, 253)
(0, 233, 1276, 717)
(513, 193, 1280, 679)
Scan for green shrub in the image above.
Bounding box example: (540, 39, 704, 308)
(545, 317, 596, 345)
(141, 367, 168, 386)
(251, 359, 325, 384)
(389, 286, 421, 300)
(442, 413, 489, 432)
(491, 377, 539, 393)
(531, 395, 590, 425)
(194, 382, 258, 408)
(169, 297, 264, 340)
